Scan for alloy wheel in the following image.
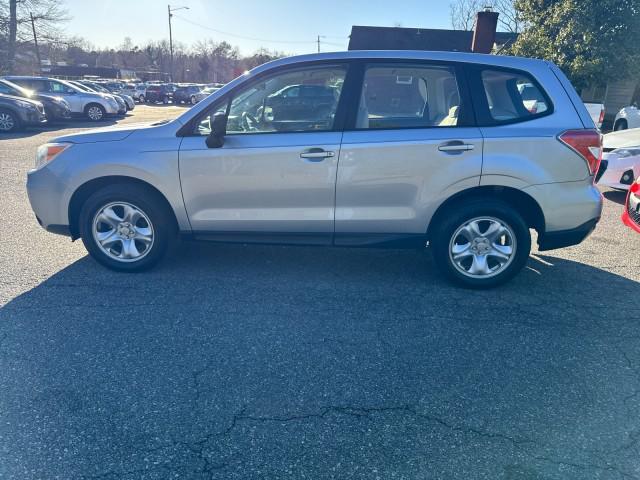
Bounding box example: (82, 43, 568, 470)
(92, 202, 154, 262)
(448, 217, 517, 279)
(0, 112, 15, 131)
(87, 106, 103, 121)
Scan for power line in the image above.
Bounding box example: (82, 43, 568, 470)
(173, 15, 319, 45)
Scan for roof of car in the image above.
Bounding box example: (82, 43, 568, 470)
(252, 50, 550, 75)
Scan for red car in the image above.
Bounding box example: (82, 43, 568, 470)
(622, 177, 640, 233)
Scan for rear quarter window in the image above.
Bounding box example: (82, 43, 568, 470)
(479, 69, 552, 124)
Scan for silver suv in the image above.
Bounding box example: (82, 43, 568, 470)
(26, 51, 603, 287)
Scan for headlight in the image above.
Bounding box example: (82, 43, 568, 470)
(16, 100, 37, 111)
(611, 147, 640, 158)
(35, 143, 72, 169)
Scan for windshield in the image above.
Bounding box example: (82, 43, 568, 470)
(0, 79, 34, 98)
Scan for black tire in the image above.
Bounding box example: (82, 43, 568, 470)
(190, 95, 197, 105)
(138, 95, 145, 103)
(0, 108, 21, 132)
(614, 119, 628, 131)
(79, 184, 176, 272)
(163, 96, 169, 105)
(430, 199, 531, 289)
(84, 103, 106, 122)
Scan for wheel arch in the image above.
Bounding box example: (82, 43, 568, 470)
(68, 176, 178, 240)
(426, 185, 545, 240)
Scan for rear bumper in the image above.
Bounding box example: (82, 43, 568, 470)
(538, 217, 600, 251)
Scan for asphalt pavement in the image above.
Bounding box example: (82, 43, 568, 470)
(1, 105, 639, 479)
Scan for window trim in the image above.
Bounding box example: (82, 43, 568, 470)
(343, 59, 476, 132)
(177, 60, 353, 137)
(466, 64, 554, 127)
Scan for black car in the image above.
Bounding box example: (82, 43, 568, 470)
(173, 85, 203, 105)
(0, 93, 47, 132)
(0, 78, 71, 122)
(262, 84, 339, 131)
(145, 84, 173, 104)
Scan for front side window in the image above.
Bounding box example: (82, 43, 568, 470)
(196, 65, 346, 136)
(356, 64, 463, 129)
(481, 70, 550, 122)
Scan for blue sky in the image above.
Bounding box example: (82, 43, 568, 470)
(63, 0, 453, 54)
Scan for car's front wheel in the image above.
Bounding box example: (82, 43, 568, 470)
(0, 109, 20, 132)
(430, 199, 531, 288)
(79, 185, 174, 272)
(138, 95, 145, 103)
(190, 95, 197, 105)
(85, 103, 106, 121)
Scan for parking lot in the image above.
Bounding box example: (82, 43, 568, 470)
(0, 105, 639, 479)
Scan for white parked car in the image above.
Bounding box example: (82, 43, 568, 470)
(613, 105, 640, 131)
(120, 83, 147, 103)
(597, 128, 640, 189)
(5, 76, 120, 121)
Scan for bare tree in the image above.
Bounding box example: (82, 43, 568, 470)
(450, 0, 521, 33)
(1, 0, 68, 73)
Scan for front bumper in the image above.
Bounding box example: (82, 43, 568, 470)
(623, 191, 640, 233)
(27, 165, 71, 237)
(22, 108, 47, 126)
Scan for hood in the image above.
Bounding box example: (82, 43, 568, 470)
(603, 128, 640, 150)
(0, 93, 42, 107)
(52, 120, 180, 144)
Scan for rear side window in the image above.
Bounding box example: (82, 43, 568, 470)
(356, 64, 464, 129)
(481, 69, 550, 122)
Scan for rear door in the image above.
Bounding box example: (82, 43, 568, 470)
(335, 61, 483, 243)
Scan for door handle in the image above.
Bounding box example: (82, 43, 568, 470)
(438, 142, 475, 153)
(300, 148, 335, 161)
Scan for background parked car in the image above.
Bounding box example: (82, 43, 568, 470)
(120, 83, 146, 103)
(0, 78, 70, 123)
(0, 93, 46, 132)
(194, 86, 220, 103)
(78, 81, 135, 112)
(613, 105, 640, 131)
(598, 128, 640, 189)
(145, 84, 173, 104)
(4, 76, 119, 121)
(173, 84, 205, 105)
(68, 81, 127, 115)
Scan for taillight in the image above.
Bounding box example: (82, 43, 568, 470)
(631, 181, 640, 194)
(558, 129, 602, 178)
(598, 107, 605, 126)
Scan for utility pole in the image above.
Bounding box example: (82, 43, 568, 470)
(167, 5, 173, 81)
(167, 5, 189, 82)
(30, 13, 42, 72)
(316, 35, 326, 53)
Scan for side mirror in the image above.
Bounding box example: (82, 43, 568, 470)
(206, 113, 228, 148)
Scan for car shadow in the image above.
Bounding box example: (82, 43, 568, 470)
(603, 189, 629, 205)
(1, 245, 638, 477)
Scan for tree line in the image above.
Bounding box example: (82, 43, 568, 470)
(0, 0, 283, 82)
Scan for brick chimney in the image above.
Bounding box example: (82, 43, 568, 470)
(471, 8, 499, 54)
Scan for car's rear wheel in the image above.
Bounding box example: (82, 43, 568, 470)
(79, 185, 174, 272)
(163, 96, 169, 104)
(85, 103, 106, 121)
(0, 109, 20, 132)
(190, 95, 197, 105)
(614, 119, 628, 131)
(138, 95, 145, 103)
(430, 199, 531, 288)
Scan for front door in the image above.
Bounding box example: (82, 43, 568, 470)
(179, 64, 348, 244)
